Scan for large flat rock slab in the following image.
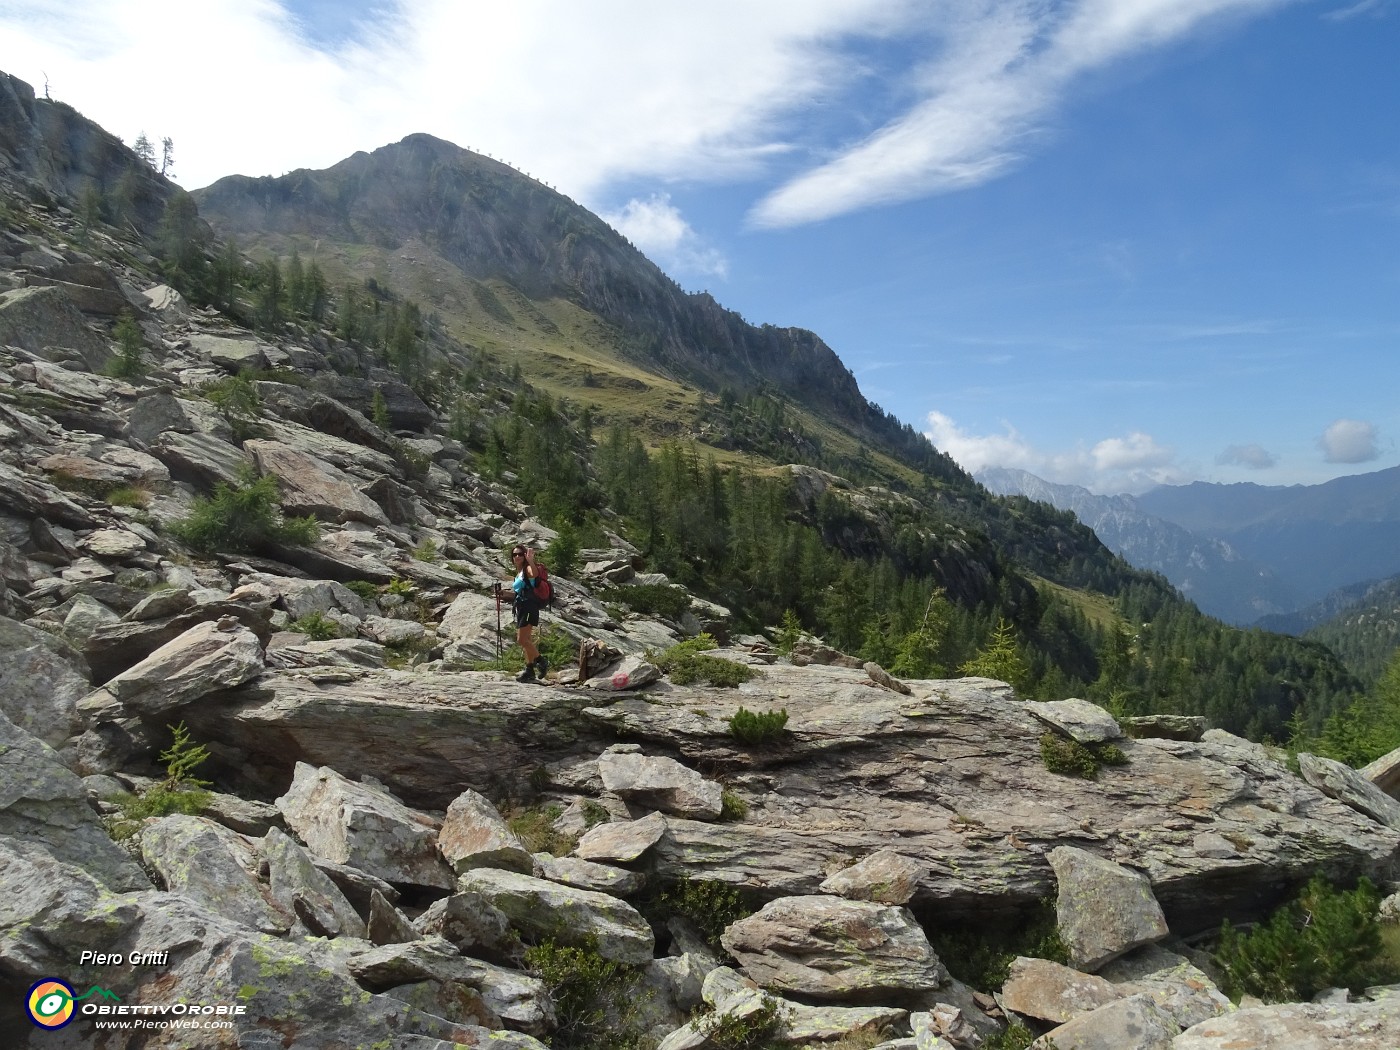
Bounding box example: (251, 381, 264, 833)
(186, 666, 1400, 932)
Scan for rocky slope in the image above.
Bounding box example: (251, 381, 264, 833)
(2, 72, 1400, 1048)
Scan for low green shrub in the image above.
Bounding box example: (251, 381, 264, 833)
(105, 312, 147, 380)
(169, 467, 319, 554)
(506, 804, 571, 856)
(698, 993, 788, 1049)
(107, 484, 152, 508)
(343, 580, 380, 602)
(728, 706, 788, 744)
(653, 877, 753, 949)
(523, 937, 650, 1050)
(200, 374, 264, 442)
(287, 612, 346, 641)
(1214, 874, 1400, 1003)
(667, 654, 753, 687)
(720, 787, 749, 821)
(1039, 734, 1129, 780)
(931, 899, 1068, 991)
(607, 583, 692, 621)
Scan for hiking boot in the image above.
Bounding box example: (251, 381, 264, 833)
(515, 663, 536, 683)
(533, 656, 550, 679)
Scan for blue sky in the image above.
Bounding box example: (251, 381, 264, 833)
(2, 0, 1397, 493)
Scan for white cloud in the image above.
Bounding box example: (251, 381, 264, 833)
(750, 0, 1293, 227)
(0, 0, 1300, 230)
(1216, 443, 1278, 469)
(601, 195, 728, 280)
(0, 0, 896, 198)
(1319, 419, 1380, 463)
(924, 410, 1188, 493)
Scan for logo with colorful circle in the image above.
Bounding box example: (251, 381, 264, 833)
(26, 979, 120, 1029)
(27, 979, 76, 1029)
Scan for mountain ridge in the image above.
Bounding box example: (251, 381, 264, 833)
(191, 132, 880, 438)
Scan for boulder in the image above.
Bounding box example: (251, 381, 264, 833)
(597, 745, 723, 819)
(820, 848, 927, 905)
(137, 814, 291, 933)
(413, 890, 519, 962)
(0, 286, 110, 369)
(1031, 992, 1179, 1049)
(0, 840, 475, 1046)
(275, 762, 455, 890)
(584, 653, 662, 691)
(1000, 956, 1124, 1023)
(263, 825, 367, 939)
(368, 888, 419, 945)
(77, 618, 264, 721)
(244, 439, 389, 525)
(1096, 943, 1232, 1030)
(1050, 846, 1169, 971)
(575, 811, 669, 863)
(534, 853, 646, 897)
(456, 867, 655, 964)
(0, 615, 88, 747)
(1298, 752, 1400, 831)
(340, 937, 555, 1034)
(437, 788, 535, 875)
(1172, 999, 1400, 1048)
(1026, 698, 1124, 743)
(190, 332, 267, 372)
(719, 894, 947, 1002)
(0, 712, 149, 892)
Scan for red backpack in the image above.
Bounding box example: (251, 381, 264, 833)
(532, 562, 553, 604)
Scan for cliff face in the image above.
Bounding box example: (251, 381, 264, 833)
(0, 72, 173, 236)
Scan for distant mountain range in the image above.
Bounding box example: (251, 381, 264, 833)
(977, 466, 1400, 630)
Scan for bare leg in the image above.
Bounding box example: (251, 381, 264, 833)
(517, 624, 540, 665)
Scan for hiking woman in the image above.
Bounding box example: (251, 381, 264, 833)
(509, 545, 548, 682)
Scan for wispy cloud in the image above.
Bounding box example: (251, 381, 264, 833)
(1319, 418, 1380, 463)
(925, 410, 1190, 493)
(601, 195, 728, 280)
(1322, 0, 1395, 22)
(750, 0, 1294, 227)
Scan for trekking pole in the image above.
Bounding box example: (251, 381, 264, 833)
(494, 583, 503, 658)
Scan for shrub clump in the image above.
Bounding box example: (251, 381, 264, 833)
(653, 636, 757, 688)
(697, 993, 788, 1049)
(287, 612, 346, 641)
(654, 877, 753, 950)
(1214, 874, 1400, 1003)
(523, 937, 649, 1050)
(506, 804, 573, 857)
(1039, 734, 1128, 780)
(728, 706, 788, 744)
(608, 583, 692, 621)
(170, 467, 319, 554)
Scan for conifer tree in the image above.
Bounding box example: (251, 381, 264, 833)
(959, 618, 1029, 691)
(133, 132, 155, 168)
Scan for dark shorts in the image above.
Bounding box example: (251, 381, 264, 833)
(514, 602, 540, 629)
